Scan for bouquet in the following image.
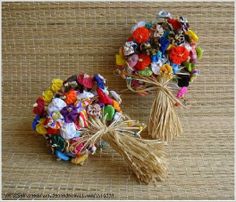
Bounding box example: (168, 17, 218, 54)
(116, 10, 203, 141)
(32, 72, 167, 184)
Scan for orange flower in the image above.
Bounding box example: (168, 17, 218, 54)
(169, 46, 189, 65)
(132, 27, 150, 44)
(64, 89, 77, 105)
(112, 100, 122, 112)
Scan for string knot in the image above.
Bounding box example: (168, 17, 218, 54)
(100, 126, 110, 135)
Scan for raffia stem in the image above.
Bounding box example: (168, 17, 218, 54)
(148, 79, 183, 141)
(117, 66, 184, 141)
(77, 115, 167, 184)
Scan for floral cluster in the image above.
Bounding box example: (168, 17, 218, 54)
(116, 10, 203, 99)
(32, 73, 123, 164)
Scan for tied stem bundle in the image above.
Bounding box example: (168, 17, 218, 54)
(72, 114, 167, 184)
(121, 69, 184, 142)
(147, 77, 182, 141)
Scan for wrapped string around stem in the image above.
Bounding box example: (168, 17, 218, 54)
(72, 114, 167, 184)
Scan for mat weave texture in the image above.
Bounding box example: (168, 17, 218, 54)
(2, 2, 234, 200)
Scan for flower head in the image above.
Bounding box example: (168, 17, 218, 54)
(169, 46, 189, 65)
(132, 27, 150, 44)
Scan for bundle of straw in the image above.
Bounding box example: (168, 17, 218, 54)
(148, 77, 182, 141)
(71, 114, 167, 184)
(118, 69, 184, 142)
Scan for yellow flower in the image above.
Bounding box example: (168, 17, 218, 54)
(160, 64, 173, 78)
(116, 54, 126, 66)
(186, 29, 199, 42)
(42, 88, 54, 103)
(115, 47, 126, 66)
(51, 79, 63, 92)
(71, 153, 89, 165)
(36, 118, 47, 135)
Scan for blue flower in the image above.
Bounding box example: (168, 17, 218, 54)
(94, 74, 105, 89)
(151, 55, 158, 62)
(171, 63, 180, 74)
(32, 115, 40, 130)
(159, 36, 170, 54)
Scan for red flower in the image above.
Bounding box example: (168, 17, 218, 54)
(47, 127, 60, 135)
(77, 74, 94, 89)
(97, 88, 113, 105)
(169, 46, 189, 65)
(134, 54, 151, 71)
(43, 118, 60, 134)
(33, 97, 45, 116)
(167, 19, 182, 30)
(132, 27, 150, 44)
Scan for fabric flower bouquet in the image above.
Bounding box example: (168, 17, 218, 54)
(116, 10, 203, 141)
(32, 73, 167, 184)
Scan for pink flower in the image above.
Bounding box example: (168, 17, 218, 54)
(176, 87, 188, 98)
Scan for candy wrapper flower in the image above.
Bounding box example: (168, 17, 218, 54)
(115, 11, 203, 141)
(32, 73, 167, 184)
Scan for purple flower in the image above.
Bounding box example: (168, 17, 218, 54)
(60, 105, 79, 123)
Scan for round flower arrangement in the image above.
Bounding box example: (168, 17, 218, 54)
(116, 11, 203, 141)
(32, 73, 124, 163)
(32, 72, 167, 184)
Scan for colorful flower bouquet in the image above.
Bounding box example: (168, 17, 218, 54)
(116, 11, 203, 141)
(32, 72, 167, 184)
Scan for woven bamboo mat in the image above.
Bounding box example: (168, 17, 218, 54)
(2, 1, 234, 200)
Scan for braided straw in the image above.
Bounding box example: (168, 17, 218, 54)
(70, 114, 167, 184)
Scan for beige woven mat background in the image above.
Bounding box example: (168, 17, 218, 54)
(2, 1, 234, 200)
